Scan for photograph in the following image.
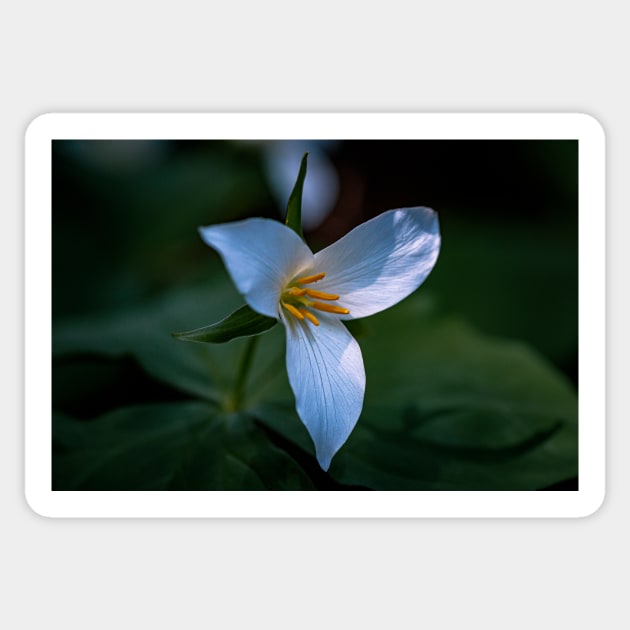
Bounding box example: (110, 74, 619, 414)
(50, 135, 579, 492)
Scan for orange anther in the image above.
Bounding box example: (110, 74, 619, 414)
(305, 289, 340, 301)
(310, 302, 350, 315)
(282, 302, 305, 320)
(299, 308, 320, 326)
(295, 272, 326, 285)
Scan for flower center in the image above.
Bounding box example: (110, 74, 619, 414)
(280, 272, 350, 326)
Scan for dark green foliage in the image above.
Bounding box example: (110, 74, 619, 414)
(284, 152, 308, 238)
(173, 305, 277, 344)
(52, 139, 578, 490)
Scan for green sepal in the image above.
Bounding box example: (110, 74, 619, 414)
(172, 305, 277, 344)
(284, 152, 308, 238)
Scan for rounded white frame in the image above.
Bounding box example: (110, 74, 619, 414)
(25, 113, 605, 518)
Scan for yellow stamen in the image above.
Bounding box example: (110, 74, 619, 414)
(305, 289, 340, 301)
(282, 302, 304, 320)
(295, 272, 326, 285)
(311, 301, 350, 315)
(286, 287, 308, 297)
(299, 308, 320, 326)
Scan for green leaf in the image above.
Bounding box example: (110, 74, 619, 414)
(53, 279, 578, 491)
(53, 402, 315, 490)
(172, 305, 277, 344)
(284, 152, 308, 238)
(52, 278, 288, 405)
(252, 295, 578, 490)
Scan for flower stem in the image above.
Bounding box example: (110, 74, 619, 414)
(230, 335, 260, 410)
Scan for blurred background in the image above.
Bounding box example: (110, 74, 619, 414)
(52, 139, 578, 490)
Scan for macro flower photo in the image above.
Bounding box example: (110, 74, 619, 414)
(52, 138, 578, 491)
(197, 197, 440, 470)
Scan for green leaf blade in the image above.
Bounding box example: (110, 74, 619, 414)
(53, 403, 315, 490)
(172, 304, 277, 344)
(284, 152, 308, 238)
(253, 295, 579, 491)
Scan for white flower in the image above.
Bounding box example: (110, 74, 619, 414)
(199, 207, 441, 470)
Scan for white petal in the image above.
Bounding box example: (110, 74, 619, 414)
(199, 219, 314, 318)
(313, 207, 441, 319)
(283, 313, 365, 471)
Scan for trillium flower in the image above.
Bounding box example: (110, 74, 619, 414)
(199, 207, 441, 470)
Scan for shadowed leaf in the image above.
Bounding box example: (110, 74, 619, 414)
(173, 305, 276, 344)
(284, 152, 308, 238)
